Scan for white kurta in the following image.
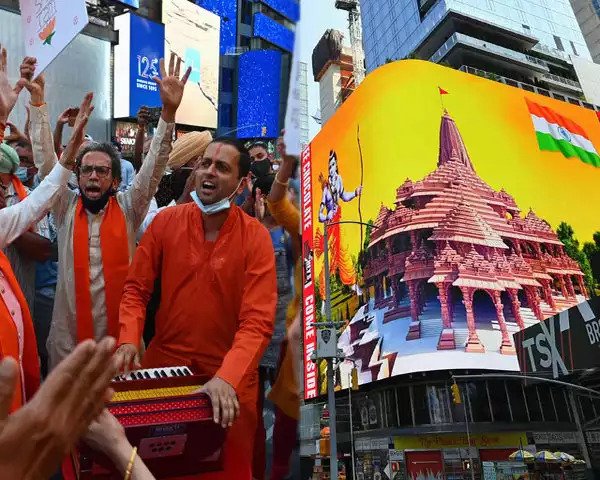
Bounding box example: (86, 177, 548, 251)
(29, 105, 174, 370)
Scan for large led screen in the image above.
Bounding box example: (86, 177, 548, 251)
(236, 49, 282, 139)
(163, 0, 220, 128)
(301, 60, 600, 399)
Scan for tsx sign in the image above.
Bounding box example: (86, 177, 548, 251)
(514, 297, 600, 378)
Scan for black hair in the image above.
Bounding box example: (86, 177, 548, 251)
(249, 141, 269, 152)
(75, 142, 122, 182)
(251, 173, 275, 199)
(211, 137, 251, 178)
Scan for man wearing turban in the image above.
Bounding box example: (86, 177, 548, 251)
(0, 142, 52, 311)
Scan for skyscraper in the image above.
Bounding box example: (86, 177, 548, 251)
(195, 0, 299, 138)
(570, 0, 600, 63)
(361, 0, 600, 104)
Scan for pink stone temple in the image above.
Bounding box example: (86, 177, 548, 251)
(361, 110, 587, 355)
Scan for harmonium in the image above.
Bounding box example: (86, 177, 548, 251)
(73, 366, 226, 479)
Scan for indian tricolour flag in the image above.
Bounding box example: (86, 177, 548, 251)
(526, 98, 600, 168)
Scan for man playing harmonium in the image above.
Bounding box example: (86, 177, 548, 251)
(116, 137, 277, 479)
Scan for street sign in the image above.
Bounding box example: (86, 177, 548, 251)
(513, 297, 600, 378)
(317, 327, 338, 358)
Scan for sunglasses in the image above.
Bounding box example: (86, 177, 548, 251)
(79, 165, 112, 178)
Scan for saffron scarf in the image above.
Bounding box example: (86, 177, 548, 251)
(73, 196, 129, 343)
(10, 175, 28, 201)
(0, 251, 40, 412)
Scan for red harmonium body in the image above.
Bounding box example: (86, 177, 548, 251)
(75, 366, 226, 479)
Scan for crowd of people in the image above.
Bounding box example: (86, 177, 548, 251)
(0, 43, 302, 480)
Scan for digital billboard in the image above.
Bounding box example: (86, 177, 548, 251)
(195, 0, 238, 54)
(253, 12, 294, 53)
(163, 0, 220, 128)
(113, 13, 164, 118)
(236, 49, 282, 139)
(301, 60, 600, 400)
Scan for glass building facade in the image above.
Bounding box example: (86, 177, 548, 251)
(361, 0, 591, 72)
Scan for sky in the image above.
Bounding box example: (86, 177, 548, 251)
(297, 0, 350, 140)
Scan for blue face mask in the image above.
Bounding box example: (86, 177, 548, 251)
(14, 166, 29, 182)
(190, 179, 243, 216)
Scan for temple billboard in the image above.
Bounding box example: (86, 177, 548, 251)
(301, 60, 600, 400)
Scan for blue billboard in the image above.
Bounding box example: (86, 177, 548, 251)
(236, 50, 282, 138)
(129, 14, 164, 115)
(195, 0, 237, 55)
(250, 0, 299, 22)
(253, 13, 294, 52)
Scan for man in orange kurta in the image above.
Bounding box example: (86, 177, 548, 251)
(116, 138, 277, 480)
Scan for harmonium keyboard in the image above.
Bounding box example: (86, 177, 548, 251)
(74, 366, 226, 479)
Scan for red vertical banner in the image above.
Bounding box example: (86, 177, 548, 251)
(301, 144, 318, 399)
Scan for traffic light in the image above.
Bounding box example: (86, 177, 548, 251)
(451, 382, 462, 404)
(351, 367, 359, 390)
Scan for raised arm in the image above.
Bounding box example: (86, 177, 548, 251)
(268, 135, 300, 236)
(0, 92, 93, 248)
(132, 106, 150, 171)
(18, 57, 58, 179)
(122, 53, 191, 230)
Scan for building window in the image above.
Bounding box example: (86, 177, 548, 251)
(524, 386, 543, 421)
(221, 67, 234, 93)
(552, 388, 572, 423)
(218, 103, 232, 128)
(427, 385, 452, 424)
(593, 0, 600, 18)
(506, 381, 528, 422)
(554, 35, 564, 52)
(240, 35, 251, 48)
(465, 382, 492, 422)
(397, 386, 413, 426)
(412, 384, 430, 424)
(570, 41, 579, 56)
(488, 380, 511, 422)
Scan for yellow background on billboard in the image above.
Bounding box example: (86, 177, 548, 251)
(309, 60, 600, 261)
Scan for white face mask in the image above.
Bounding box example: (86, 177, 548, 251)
(191, 179, 243, 215)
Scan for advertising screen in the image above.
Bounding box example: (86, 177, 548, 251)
(113, 13, 164, 119)
(301, 60, 600, 400)
(253, 13, 294, 53)
(236, 50, 282, 139)
(163, 0, 220, 128)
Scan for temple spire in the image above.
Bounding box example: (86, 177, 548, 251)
(437, 110, 475, 171)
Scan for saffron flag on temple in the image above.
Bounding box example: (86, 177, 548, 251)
(438, 87, 449, 95)
(526, 98, 600, 168)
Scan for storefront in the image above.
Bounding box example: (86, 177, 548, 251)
(348, 432, 529, 480)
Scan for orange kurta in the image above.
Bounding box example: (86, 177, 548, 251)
(0, 252, 40, 412)
(118, 203, 277, 480)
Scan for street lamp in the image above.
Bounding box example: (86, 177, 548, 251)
(313, 219, 371, 480)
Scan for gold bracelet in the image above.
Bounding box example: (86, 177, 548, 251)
(124, 446, 137, 480)
(274, 174, 289, 187)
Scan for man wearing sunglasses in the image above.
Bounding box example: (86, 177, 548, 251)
(25, 53, 191, 371)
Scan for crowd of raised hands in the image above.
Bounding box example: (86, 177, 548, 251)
(0, 44, 195, 479)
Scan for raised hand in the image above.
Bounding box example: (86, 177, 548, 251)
(4, 122, 28, 144)
(0, 46, 26, 123)
(60, 92, 94, 170)
(153, 52, 191, 123)
(0, 338, 118, 480)
(57, 107, 78, 127)
(254, 187, 266, 221)
(19, 56, 45, 106)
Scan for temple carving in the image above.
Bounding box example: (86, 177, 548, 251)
(359, 110, 587, 357)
